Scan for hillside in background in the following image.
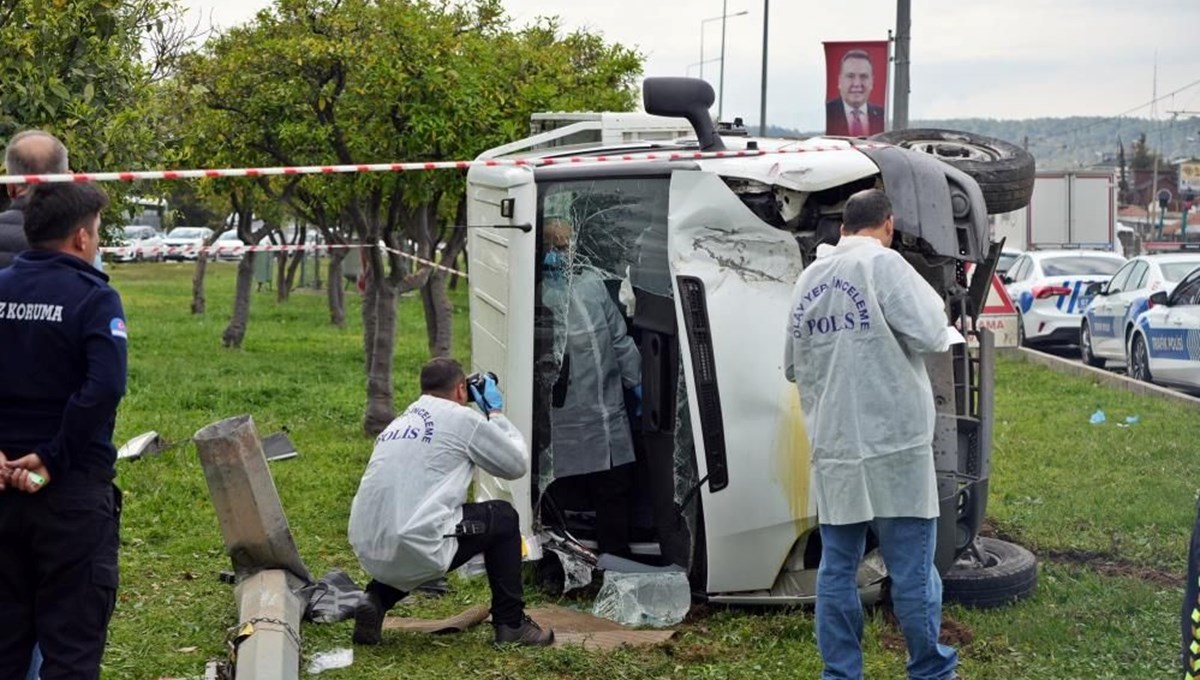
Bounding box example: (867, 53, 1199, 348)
(759, 116, 1200, 171)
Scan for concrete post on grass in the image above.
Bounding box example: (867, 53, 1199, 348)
(194, 415, 311, 680)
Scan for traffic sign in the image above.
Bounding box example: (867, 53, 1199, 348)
(982, 274, 1018, 315)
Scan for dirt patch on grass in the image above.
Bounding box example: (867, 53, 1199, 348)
(879, 606, 975, 652)
(1044, 548, 1179, 587)
(981, 519, 1179, 587)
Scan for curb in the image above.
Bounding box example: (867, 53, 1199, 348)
(1005, 347, 1200, 411)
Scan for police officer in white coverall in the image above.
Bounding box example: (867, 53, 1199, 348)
(541, 218, 642, 558)
(348, 358, 553, 647)
(784, 189, 960, 680)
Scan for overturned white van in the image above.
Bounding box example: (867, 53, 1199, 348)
(465, 78, 1037, 607)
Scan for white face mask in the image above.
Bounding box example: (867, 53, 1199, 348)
(92, 251, 104, 272)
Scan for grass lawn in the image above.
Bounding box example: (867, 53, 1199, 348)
(97, 262, 1189, 679)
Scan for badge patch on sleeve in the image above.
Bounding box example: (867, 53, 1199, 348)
(110, 318, 128, 339)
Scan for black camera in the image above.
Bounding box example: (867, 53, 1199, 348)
(466, 371, 498, 392)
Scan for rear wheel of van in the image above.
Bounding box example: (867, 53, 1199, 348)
(942, 537, 1037, 608)
(869, 129, 1036, 215)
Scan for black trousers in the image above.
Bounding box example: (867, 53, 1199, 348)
(0, 479, 121, 680)
(366, 500, 525, 626)
(551, 463, 635, 558)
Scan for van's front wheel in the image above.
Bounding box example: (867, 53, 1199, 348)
(869, 129, 1036, 215)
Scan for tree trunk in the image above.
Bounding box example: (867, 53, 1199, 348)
(327, 250, 347, 327)
(223, 252, 256, 348)
(422, 269, 454, 358)
(283, 250, 304, 298)
(275, 251, 290, 303)
(361, 256, 398, 436)
(191, 252, 210, 315)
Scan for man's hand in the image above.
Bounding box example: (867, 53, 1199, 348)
(0, 450, 9, 491)
(469, 375, 505, 415)
(4, 454, 50, 494)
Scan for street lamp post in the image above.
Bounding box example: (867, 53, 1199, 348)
(698, 7, 748, 110)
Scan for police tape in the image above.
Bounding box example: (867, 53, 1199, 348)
(100, 241, 468, 277)
(0, 143, 884, 185)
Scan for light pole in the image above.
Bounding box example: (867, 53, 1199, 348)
(759, 0, 768, 134)
(699, 7, 748, 107)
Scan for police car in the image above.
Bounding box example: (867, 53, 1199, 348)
(1080, 252, 1200, 367)
(1003, 250, 1126, 346)
(1127, 265, 1200, 389)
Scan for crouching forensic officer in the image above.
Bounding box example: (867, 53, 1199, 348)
(348, 358, 554, 647)
(0, 182, 127, 680)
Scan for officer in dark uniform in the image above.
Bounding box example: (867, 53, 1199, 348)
(0, 182, 127, 680)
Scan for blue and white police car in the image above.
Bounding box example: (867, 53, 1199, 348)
(1080, 252, 1200, 367)
(1003, 249, 1127, 346)
(1127, 265, 1200, 389)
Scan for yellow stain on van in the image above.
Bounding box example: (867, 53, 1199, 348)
(776, 385, 814, 531)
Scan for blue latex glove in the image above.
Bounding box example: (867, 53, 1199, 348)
(469, 375, 504, 414)
(632, 384, 643, 419)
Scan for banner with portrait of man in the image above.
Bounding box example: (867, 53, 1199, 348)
(823, 41, 889, 137)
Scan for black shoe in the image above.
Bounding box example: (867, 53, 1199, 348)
(352, 592, 384, 646)
(414, 577, 450, 597)
(493, 615, 555, 647)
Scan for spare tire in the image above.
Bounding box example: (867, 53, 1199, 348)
(942, 537, 1037, 609)
(870, 129, 1035, 215)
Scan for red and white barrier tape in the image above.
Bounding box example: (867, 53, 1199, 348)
(0, 144, 881, 185)
(99, 241, 469, 277)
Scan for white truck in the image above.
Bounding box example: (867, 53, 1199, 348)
(992, 171, 1118, 252)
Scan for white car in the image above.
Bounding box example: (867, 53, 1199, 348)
(213, 230, 246, 261)
(113, 225, 165, 262)
(1127, 265, 1200, 390)
(996, 248, 1023, 278)
(1080, 252, 1200, 367)
(463, 78, 1040, 608)
(162, 227, 214, 261)
(1004, 250, 1127, 346)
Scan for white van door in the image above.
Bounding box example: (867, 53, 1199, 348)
(465, 165, 541, 559)
(667, 170, 815, 594)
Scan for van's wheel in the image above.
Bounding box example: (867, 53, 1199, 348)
(1080, 321, 1106, 368)
(943, 537, 1037, 608)
(869, 129, 1035, 215)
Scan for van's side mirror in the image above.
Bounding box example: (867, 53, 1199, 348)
(1085, 282, 1104, 297)
(1149, 291, 1169, 308)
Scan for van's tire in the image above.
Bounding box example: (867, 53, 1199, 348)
(870, 129, 1036, 215)
(943, 537, 1037, 609)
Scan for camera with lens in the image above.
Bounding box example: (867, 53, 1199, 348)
(466, 371, 498, 392)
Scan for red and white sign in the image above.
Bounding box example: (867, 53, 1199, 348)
(981, 274, 1018, 315)
(962, 264, 1019, 348)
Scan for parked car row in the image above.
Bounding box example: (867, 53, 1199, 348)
(107, 226, 247, 262)
(1002, 245, 1200, 393)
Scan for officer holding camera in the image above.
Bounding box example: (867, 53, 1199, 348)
(347, 357, 554, 647)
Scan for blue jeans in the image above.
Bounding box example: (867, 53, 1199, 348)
(816, 517, 957, 680)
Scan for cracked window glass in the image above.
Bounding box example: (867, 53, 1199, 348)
(533, 177, 670, 491)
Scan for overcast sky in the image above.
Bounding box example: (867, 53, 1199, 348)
(180, 0, 1200, 131)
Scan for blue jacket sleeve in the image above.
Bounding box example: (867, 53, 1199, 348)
(35, 288, 128, 478)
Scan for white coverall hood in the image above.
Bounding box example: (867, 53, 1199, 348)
(348, 394, 528, 592)
(783, 236, 956, 525)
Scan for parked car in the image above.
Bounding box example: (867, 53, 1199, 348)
(1080, 252, 1200, 367)
(162, 227, 214, 261)
(464, 77, 1040, 609)
(213, 230, 246, 261)
(1127, 265, 1200, 389)
(113, 225, 165, 262)
(1003, 250, 1126, 346)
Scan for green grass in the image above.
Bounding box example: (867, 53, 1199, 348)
(98, 263, 1186, 679)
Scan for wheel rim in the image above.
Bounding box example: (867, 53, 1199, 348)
(1017, 314, 1026, 345)
(1081, 323, 1093, 362)
(900, 138, 1001, 163)
(1132, 337, 1149, 381)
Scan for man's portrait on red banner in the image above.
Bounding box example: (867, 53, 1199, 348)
(823, 42, 889, 137)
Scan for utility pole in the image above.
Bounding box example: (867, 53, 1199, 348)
(1150, 53, 1160, 232)
(759, 0, 769, 134)
(892, 0, 911, 130)
(719, 0, 729, 120)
